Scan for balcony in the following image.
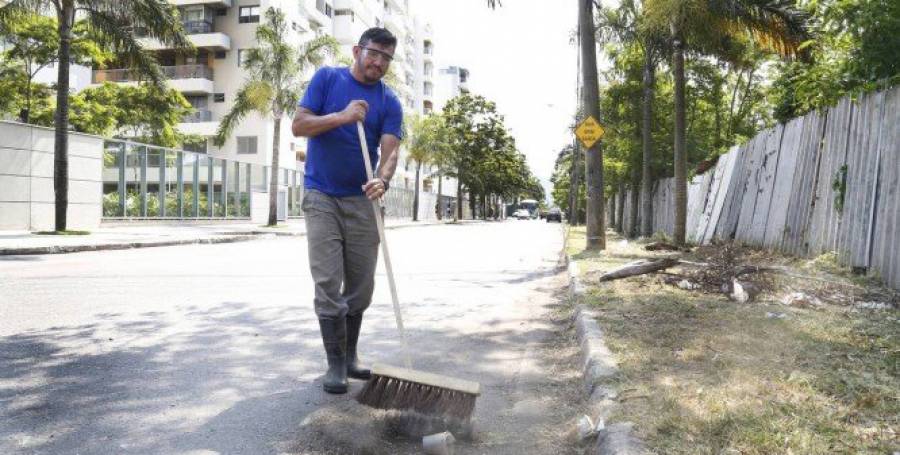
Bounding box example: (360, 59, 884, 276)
(171, 0, 232, 7)
(93, 65, 215, 94)
(183, 20, 212, 34)
(179, 109, 218, 136)
(383, 12, 406, 37)
(182, 110, 213, 123)
(139, 23, 231, 51)
(178, 121, 219, 137)
(301, 0, 332, 28)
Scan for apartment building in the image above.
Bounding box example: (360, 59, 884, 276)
(434, 65, 470, 113)
(89, 0, 436, 188)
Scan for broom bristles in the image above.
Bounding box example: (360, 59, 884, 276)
(356, 373, 479, 421)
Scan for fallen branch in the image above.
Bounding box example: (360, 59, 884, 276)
(596, 258, 681, 282)
(645, 242, 686, 252)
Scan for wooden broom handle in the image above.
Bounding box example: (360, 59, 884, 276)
(356, 121, 412, 369)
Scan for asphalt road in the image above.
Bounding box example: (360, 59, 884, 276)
(0, 219, 583, 454)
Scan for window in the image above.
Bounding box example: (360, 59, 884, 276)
(335, 9, 353, 20)
(216, 8, 227, 16)
(185, 50, 209, 65)
(184, 140, 208, 154)
(237, 49, 251, 67)
(237, 136, 258, 154)
(214, 93, 225, 102)
(214, 50, 227, 59)
(239, 5, 260, 23)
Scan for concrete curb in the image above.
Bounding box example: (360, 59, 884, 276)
(0, 233, 273, 256)
(566, 252, 648, 455)
(0, 219, 471, 256)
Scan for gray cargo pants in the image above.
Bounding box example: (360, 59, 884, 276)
(302, 189, 380, 319)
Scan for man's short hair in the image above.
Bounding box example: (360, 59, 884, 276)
(358, 27, 397, 48)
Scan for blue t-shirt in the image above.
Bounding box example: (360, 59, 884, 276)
(299, 66, 404, 197)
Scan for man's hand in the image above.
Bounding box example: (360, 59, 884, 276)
(362, 177, 388, 201)
(341, 100, 369, 124)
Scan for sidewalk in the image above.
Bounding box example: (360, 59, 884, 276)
(0, 218, 452, 255)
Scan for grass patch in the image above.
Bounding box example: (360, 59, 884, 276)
(567, 227, 899, 454)
(35, 230, 90, 236)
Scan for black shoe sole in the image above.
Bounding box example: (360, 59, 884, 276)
(323, 383, 349, 394)
(348, 370, 372, 380)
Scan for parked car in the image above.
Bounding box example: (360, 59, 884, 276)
(513, 209, 531, 220)
(545, 207, 562, 222)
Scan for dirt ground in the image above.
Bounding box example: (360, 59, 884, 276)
(568, 228, 899, 454)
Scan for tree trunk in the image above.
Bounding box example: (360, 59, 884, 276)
(268, 117, 281, 226)
(579, 0, 605, 250)
(455, 177, 461, 221)
(469, 191, 476, 219)
(641, 50, 655, 237)
(436, 173, 443, 220)
(726, 68, 743, 141)
(713, 65, 727, 151)
(569, 143, 579, 225)
(616, 183, 625, 233)
(53, 4, 75, 232)
(609, 194, 617, 230)
(629, 172, 639, 238)
(412, 162, 421, 221)
(672, 32, 688, 246)
(22, 76, 32, 123)
(731, 67, 757, 137)
(481, 193, 487, 220)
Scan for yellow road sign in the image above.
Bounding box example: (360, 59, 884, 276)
(575, 116, 604, 148)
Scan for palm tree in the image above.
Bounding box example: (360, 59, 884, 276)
(597, 0, 666, 238)
(213, 7, 337, 226)
(579, 0, 606, 250)
(0, 0, 190, 232)
(406, 114, 449, 222)
(644, 0, 808, 245)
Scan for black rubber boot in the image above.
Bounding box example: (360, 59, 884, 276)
(317, 318, 349, 394)
(346, 313, 372, 380)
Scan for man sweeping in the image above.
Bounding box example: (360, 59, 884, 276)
(291, 27, 403, 394)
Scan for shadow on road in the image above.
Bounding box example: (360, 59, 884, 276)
(1, 260, 580, 454)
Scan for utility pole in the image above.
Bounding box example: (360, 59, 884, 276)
(578, 0, 605, 249)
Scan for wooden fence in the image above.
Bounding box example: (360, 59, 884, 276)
(609, 85, 900, 290)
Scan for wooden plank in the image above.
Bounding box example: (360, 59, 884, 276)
(868, 86, 900, 288)
(746, 123, 785, 246)
(715, 143, 752, 240)
(654, 178, 675, 236)
(781, 110, 827, 256)
(692, 164, 718, 243)
(839, 90, 885, 267)
(735, 131, 771, 243)
(764, 117, 804, 249)
(700, 147, 740, 244)
(687, 171, 714, 244)
(807, 96, 854, 257)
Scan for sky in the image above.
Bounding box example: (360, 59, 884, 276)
(410, 0, 580, 202)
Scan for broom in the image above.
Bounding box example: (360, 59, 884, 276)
(353, 121, 481, 422)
